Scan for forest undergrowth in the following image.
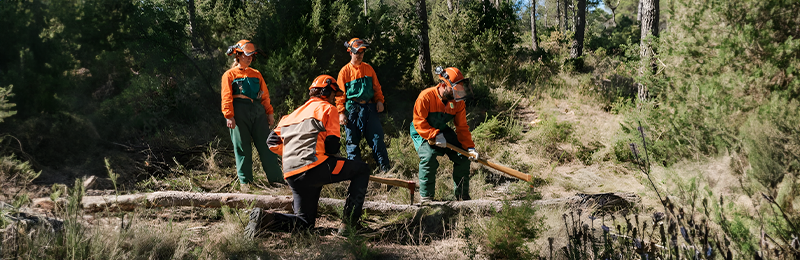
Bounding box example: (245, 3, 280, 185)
(2, 0, 800, 259)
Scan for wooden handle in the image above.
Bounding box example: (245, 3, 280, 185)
(369, 176, 417, 190)
(445, 143, 532, 183)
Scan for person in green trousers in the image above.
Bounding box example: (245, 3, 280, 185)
(220, 40, 282, 188)
(410, 66, 479, 203)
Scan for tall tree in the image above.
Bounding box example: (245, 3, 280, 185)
(415, 0, 434, 84)
(531, 0, 538, 51)
(563, 0, 570, 31)
(569, 0, 585, 58)
(556, 0, 562, 31)
(638, 0, 659, 100)
(636, 0, 642, 21)
(605, 0, 619, 26)
(187, 0, 200, 50)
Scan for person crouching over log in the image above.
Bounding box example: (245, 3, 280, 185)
(246, 75, 371, 237)
(411, 66, 480, 204)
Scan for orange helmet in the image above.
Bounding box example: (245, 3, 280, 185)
(344, 38, 369, 53)
(226, 39, 257, 56)
(309, 75, 341, 96)
(435, 66, 471, 101)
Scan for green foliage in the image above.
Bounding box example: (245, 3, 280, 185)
(0, 153, 41, 185)
(741, 97, 800, 188)
(472, 114, 522, 142)
(428, 0, 520, 87)
(0, 85, 17, 123)
(585, 11, 640, 55)
(480, 200, 544, 259)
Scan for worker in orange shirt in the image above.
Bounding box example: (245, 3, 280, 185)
(245, 75, 370, 236)
(410, 67, 479, 203)
(220, 40, 282, 188)
(336, 38, 391, 173)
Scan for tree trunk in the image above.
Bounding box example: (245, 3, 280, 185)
(531, 0, 538, 51)
(364, 0, 368, 16)
(638, 0, 659, 100)
(447, 0, 453, 12)
(557, 0, 562, 31)
(563, 0, 570, 31)
(637, 0, 643, 21)
(606, 0, 618, 27)
(32, 191, 641, 215)
(187, 0, 200, 50)
(544, 2, 548, 28)
(416, 0, 434, 84)
(572, 1, 577, 31)
(569, 0, 586, 58)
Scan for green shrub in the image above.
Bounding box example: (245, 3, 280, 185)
(0, 153, 41, 185)
(472, 114, 522, 142)
(741, 97, 800, 189)
(0, 85, 16, 123)
(479, 201, 544, 259)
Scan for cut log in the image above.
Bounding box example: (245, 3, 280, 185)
(32, 191, 640, 214)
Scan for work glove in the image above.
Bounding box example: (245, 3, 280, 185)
(468, 148, 480, 161)
(433, 133, 447, 148)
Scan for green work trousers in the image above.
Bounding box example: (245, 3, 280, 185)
(416, 128, 470, 199)
(230, 99, 282, 183)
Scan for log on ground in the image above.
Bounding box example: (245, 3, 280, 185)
(31, 191, 640, 214)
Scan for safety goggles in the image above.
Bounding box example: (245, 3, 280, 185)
(226, 42, 257, 56)
(448, 78, 471, 102)
(345, 39, 369, 54)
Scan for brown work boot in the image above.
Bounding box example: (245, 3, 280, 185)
(245, 207, 276, 238)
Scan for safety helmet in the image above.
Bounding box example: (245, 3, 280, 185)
(309, 75, 341, 97)
(344, 38, 369, 53)
(226, 40, 257, 56)
(435, 66, 471, 101)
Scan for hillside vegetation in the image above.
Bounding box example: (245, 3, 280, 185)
(1, 0, 799, 259)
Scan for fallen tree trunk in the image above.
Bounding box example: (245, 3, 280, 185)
(32, 191, 639, 214)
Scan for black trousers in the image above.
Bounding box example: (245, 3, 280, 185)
(272, 157, 370, 230)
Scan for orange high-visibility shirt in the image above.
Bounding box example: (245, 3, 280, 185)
(411, 86, 475, 150)
(335, 62, 385, 113)
(220, 67, 274, 119)
(269, 97, 340, 178)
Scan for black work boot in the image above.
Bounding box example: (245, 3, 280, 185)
(245, 207, 275, 238)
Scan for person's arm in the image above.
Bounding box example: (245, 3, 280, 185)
(453, 103, 476, 150)
(323, 105, 341, 155)
(369, 65, 385, 104)
(257, 74, 275, 125)
(267, 127, 284, 156)
(335, 66, 348, 114)
(412, 94, 440, 140)
(221, 72, 236, 129)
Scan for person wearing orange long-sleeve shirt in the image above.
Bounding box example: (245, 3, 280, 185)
(244, 75, 370, 237)
(410, 67, 480, 203)
(220, 40, 281, 187)
(335, 38, 391, 173)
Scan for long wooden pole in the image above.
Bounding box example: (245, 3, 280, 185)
(369, 176, 417, 205)
(445, 143, 532, 183)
